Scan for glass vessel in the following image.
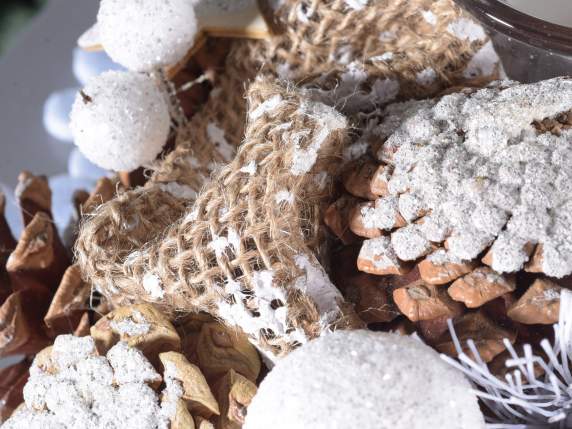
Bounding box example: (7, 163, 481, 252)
(454, 0, 572, 82)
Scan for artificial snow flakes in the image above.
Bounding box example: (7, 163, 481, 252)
(416, 68, 437, 86)
(206, 122, 234, 162)
(109, 311, 151, 337)
(70, 71, 170, 172)
(446, 17, 487, 41)
(463, 41, 499, 79)
(142, 273, 165, 300)
(244, 330, 485, 429)
(291, 101, 347, 175)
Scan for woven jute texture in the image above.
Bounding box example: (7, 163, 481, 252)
(75, 0, 500, 356)
(77, 78, 364, 358)
(263, 0, 499, 113)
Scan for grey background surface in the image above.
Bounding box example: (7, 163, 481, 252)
(0, 0, 97, 189)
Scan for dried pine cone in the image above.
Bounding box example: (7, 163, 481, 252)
(1, 304, 260, 428)
(325, 77, 572, 364)
(0, 173, 120, 422)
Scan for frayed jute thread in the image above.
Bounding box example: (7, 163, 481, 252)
(76, 0, 500, 356)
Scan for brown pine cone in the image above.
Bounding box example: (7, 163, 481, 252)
(0, 173, 119, 422)
(325, 77, 572, 363)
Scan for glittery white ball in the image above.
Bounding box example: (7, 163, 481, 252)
(70, 71, 170, 172)
(97, 0, 198, 72)
(245, 330, 485, 429)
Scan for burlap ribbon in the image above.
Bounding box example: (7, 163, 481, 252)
(76, 0, 500, 357)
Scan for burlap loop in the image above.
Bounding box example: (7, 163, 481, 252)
(75, 41, 262, 306)
(78, 78, 363, 358)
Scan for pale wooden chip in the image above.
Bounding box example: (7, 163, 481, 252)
(167, 398, 196, 429)
(160, 351, 220, 419)
(196, 322, 261, 383)
(214, 369, 257, 429)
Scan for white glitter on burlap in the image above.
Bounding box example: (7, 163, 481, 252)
(97, 0, 198, 72)
(70, 71, 170, 172)
(371, 78, 572, 276)
(244, 330, 485, 429)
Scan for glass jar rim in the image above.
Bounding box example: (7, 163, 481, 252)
(454, 0, 572, 55)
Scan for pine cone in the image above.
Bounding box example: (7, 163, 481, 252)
(0, 173, 118, 421)
(1, 304, 260, 428)
(325, 77, 572, 365)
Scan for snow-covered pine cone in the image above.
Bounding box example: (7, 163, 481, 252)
(325, 77, 572, 364)
(1, 303, 261, 428)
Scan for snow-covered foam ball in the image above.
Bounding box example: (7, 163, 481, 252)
(70, 70, 170, 172)
(245, 330, 485, 429)
(97, 0, 198, 72)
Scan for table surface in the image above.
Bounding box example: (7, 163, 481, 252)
(0, 0, 97, 370)
(0, 0, 97, 189)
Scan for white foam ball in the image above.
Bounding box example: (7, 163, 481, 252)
(68, 148, 109, 181)
(73, 47, 124, 86)
(0, 183, 21, 239)
(245, 330, 485, 429)
(70, 70, 170, 172)
(97, 0, 198, 72)
(49, 174, 95, 234)
(43, 88, 77, 142)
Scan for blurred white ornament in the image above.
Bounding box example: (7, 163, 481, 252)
(72, 47, 123, 86)
(0, 182, 22, 239)
(48, 175, 95, 236)
(245, 330, 485, 429)
(67, 148, 109, 181)
(69, 70, 171, 172)
(42, 88, 77, 142)
(443, 289, 572, 427)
